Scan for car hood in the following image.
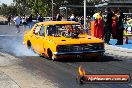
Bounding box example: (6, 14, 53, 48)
(46, 35, 103, 45)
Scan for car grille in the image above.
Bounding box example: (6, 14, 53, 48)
(57, 43, 104, 52)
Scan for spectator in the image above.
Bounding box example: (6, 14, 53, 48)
(37, 14, 44, 22)
(27, 14, 33, 29)
(70, 14, 75, 21)
(80, 16, 84, 26)
(56, 13, 62, 21)
(7, 15, 11, 26)
(115, 9, 124, 45)
(22, 14, 27, 30)
(13, 14, 21, 33)
(103, 8, 114, 45)
(53, 15, 56, 21)
(112, 10, 117, 39)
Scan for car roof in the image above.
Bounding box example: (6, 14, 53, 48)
(37, 21, 80, 26)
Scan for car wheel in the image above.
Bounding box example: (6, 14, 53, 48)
(27, 41, 35, 53)
(47, 49, 56, 61)
(27, 41, 31, 49)
(47, 49, 53, 60)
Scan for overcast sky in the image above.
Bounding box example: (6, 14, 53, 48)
(0, 0, 13, 5)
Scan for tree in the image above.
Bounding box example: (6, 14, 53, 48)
(0, 3, 17, 16)
(0, 0, 86, 17)
(13, 0, 31, 15)
(28, 0, 56, 16)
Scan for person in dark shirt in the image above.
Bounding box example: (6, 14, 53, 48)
(103, 8, 114, 45)
(56, 13, 62, 21)
(115, 10, 124, 45)
(28, 14, 33, 23)
(37, 14, 44, 22)
(7, 15, 11, 26)
(27, 14, 33, 29)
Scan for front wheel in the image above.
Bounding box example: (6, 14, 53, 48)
(47, 50, 57, 61)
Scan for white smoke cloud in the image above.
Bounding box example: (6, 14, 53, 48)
(12, 35, 39, 56)
(0, 33, 38, 56)
(12, 42, 38, 56)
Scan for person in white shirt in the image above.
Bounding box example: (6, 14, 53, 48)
(70, 14, 75, 21)
(13, 14, 21, 33)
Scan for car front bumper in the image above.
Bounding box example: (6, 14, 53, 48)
(53, 49, 105, 55)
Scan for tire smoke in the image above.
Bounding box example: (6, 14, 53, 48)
(0, 35, 38, 56)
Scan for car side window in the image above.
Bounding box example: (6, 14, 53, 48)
(46, 25, 53, 36)
(39, 26, 45, 36)
(34, 25, 41, 35)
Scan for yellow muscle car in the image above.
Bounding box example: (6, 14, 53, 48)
(24, 21, 105, 60)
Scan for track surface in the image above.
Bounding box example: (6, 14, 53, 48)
(0, 25, 132, 88)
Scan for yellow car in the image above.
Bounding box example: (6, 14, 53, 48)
(24, 21, 105, 60)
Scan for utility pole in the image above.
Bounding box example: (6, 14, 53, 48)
(52, 0, 54, 20)
(84, 0, 86, 30)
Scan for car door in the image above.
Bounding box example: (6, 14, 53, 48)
(36, 26, 46, 54)
(31, 25, 42, 53)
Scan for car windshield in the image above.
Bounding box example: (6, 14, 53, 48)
(46, 24, 85, 37)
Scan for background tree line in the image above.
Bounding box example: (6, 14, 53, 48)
(0, 0, 94, 17)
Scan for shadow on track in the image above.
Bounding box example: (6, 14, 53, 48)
(56, 55, 122, 63)
(19, 54, 122, 63)
(14, 54, 122, 63)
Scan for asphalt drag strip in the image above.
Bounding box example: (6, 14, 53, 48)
(16, 56, 132, 88)
(0, 52, 59, 88)
(0, 34, 132, 88)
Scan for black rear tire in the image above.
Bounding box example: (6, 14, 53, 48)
(27, 41, 31, 49)
(27, 41, 35, 53)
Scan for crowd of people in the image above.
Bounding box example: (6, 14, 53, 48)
(92, 8, 125, 45)
(64, 8, 127, 45)
(7, 13, 45, 33)
(7, 8, 131, 45)
(65, 8, 126, 45)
